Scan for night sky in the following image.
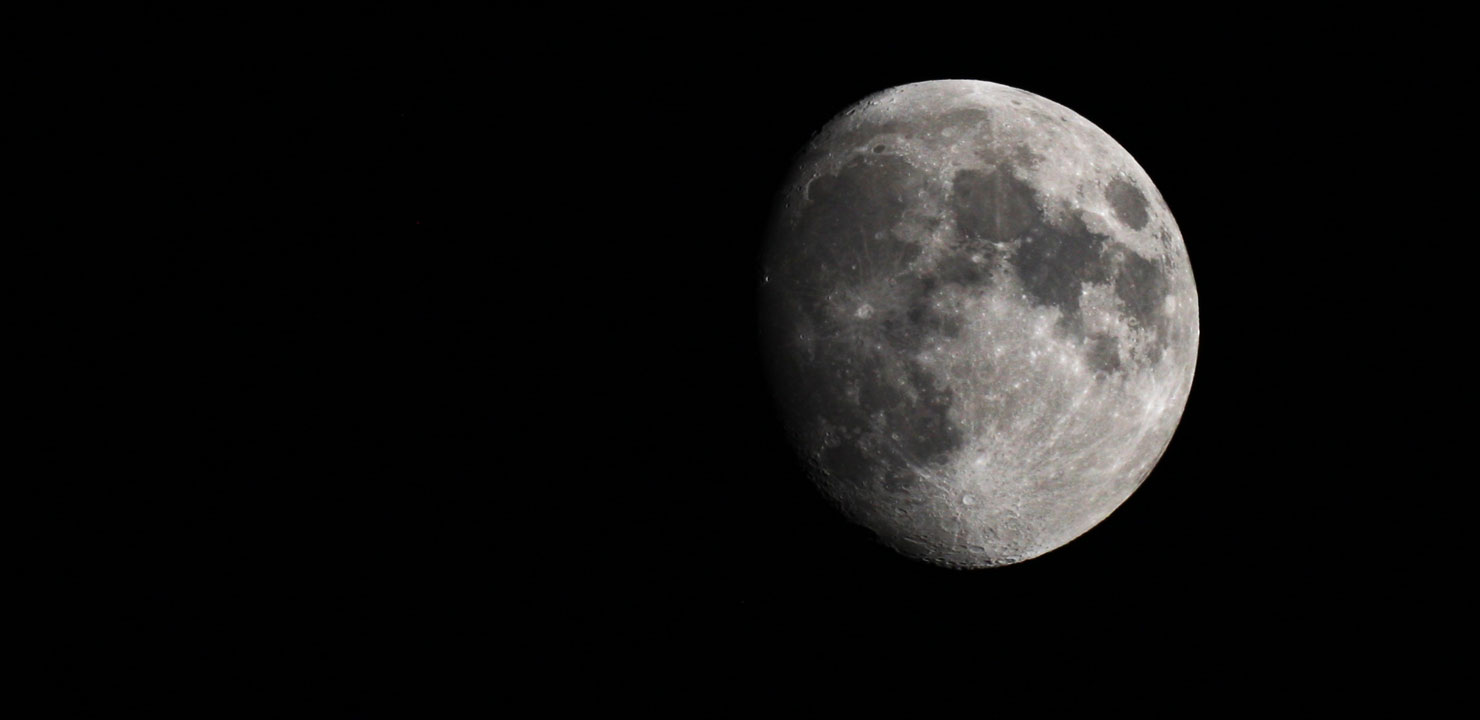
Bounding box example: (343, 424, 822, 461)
(75, 8, 1459, 709)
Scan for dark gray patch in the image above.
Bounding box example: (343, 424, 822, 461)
(1013, 145, 1043, 167)
(1114, 251, 1166, 327)
(908, 294, 961, 341)
(1012, 211, 1112, 331)
(783, 155, 925, 303)
(876, 274, 933, 352)
(761, 151, 966, 490)
(872, 144, 886, 153)
(880, 309, 925, 352)
(796, 352, 963, 489)
(949, 166, 1131, 338)
(937, 314, 962, 338)
(1106, 178, 1149, 230)
(1111, 249, 1171, 363)
(1085, 333, 1121, 375)
(950, 166, 1036, 247)
(881, 273, 961, 348)
(896, 362, 960, 463)
(932, 254, 988, 287)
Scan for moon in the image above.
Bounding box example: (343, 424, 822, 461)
(759, 80, 1198, 568)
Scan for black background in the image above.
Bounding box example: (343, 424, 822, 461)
(73, 9, 1459, 708)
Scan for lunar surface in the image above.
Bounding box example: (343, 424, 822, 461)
(760, 80, 1198, 568)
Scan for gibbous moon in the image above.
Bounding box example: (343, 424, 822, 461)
(760, 80, 1198, 568)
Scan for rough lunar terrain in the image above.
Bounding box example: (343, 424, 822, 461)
(760, 80, 1199, 568)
